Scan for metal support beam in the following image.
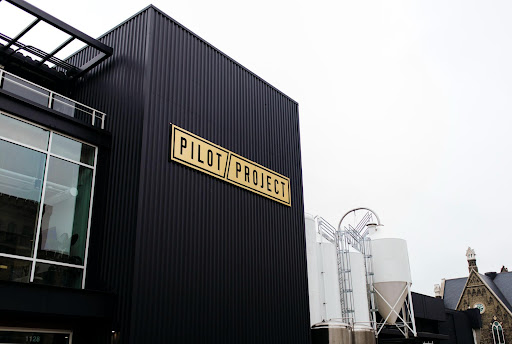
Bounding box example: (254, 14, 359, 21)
(75, 53, 107, 78)
(4, 18, 40, 49)
(38, 36, 74, 66)
(5, 0, 112, 56)
(2, 0, 113, 79)
(374, 284, 417, 338)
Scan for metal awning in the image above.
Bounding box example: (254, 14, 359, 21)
(0, 0, 113, 80)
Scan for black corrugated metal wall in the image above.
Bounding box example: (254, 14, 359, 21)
(69, 9, 150, 339)
(70, 6, 310, 344)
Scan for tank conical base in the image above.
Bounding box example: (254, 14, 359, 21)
(373, 282, 408, 325)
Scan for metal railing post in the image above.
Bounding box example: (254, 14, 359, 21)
(48, 91, 54, 108)
(2, 70, 107, 128)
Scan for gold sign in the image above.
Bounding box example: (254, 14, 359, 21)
(169, 124, 291, 206)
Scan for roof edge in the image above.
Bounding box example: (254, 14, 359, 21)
(64, 5, 153, 61)
(455, 271, 512, 317)
(95, 5, 154, 42)
(454, 272, 472, 311)
(478, 273, 512, 317)
(92, 4, 298, 106)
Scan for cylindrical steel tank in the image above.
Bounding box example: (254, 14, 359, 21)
(305, 214, 342, 325)
(369, 226, 412, 325)
(321, 239, 342, 322)
(348, 248, 371, 325)
(311, 322, 353, 344)
(352, 324, 376, 344)
(305, 214, 323, 326)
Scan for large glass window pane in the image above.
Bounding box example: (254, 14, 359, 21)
(33, 262, 82, 289)
(0, 256, 31, 283)
(0, 112, 49, 150)
(2, 74, 49, 107)
(51, 134, 95, 166)
(52, 95, 76, 118)
(38, 157, 92, 265)
(0, 140, 46, 257)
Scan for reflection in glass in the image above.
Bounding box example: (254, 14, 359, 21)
(2, 74, 49, 107)
(38, 157, 92, 265)
(0, 112, 49, 150)
(0, 140, 46, 256)
(51, 134, 95, 165)
(52, 95, 76, 118)
(0, 256, 31, 283)
(33, 262, 82, 289)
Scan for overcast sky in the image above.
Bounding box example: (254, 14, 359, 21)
(1, 0, 511, 296)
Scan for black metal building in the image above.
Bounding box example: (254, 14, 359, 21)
(376, 293, 481, 343)
(0, 2, 310, 343)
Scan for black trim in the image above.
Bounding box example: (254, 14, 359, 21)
(0, 280, 114, 318)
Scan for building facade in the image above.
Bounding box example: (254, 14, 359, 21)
(438, 248, 512, 344)
(0, 2, 310, 343)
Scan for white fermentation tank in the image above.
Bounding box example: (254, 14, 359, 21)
(348, 247, 371, 326)
(369, 231, 412, 325)
(305, 214, 342, 326)
(336, 209, 416, 341)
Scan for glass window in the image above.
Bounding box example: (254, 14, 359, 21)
(493, 321, 506, 344)
(0, 140, 46, 257)
(0, 112, 49, 150)
(2, 74, 49, 107)
(50, 134, 95, 166)
(33, 262, 82, 289)
(0, 256, 31, 283)
(0, 113, 97, 289)
(52, 95, 76, 118)
(37, 157, 92, 265)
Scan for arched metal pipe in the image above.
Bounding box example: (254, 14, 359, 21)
(338, 207, 382, 232)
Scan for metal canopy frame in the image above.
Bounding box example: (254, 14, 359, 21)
(0, 0, 113, 79)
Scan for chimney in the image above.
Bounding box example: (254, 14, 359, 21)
(485, 272, 497, 280)
(434, 284, 442, 298)
(466, 247, 478, 273)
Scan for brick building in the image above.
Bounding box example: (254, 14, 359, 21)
(437, 248, 512, 344)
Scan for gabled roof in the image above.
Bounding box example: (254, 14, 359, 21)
(479, 273, 512, 313)
(443, 277, 467, 310)
(493, 272, 512, 311)
(443, 271, 512, 314)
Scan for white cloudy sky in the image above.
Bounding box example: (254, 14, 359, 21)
(2, 0, 511, 296)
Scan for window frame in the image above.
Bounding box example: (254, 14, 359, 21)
(492, 321, 506, 344)
(0, 111, 97, 289)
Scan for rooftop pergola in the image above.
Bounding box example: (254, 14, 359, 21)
(0, 0, 112, 80)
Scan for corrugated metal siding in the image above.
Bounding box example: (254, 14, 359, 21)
(70, 6, 310, 343)
(130, 9, 310, 343)
(67, 9, 150, 340)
